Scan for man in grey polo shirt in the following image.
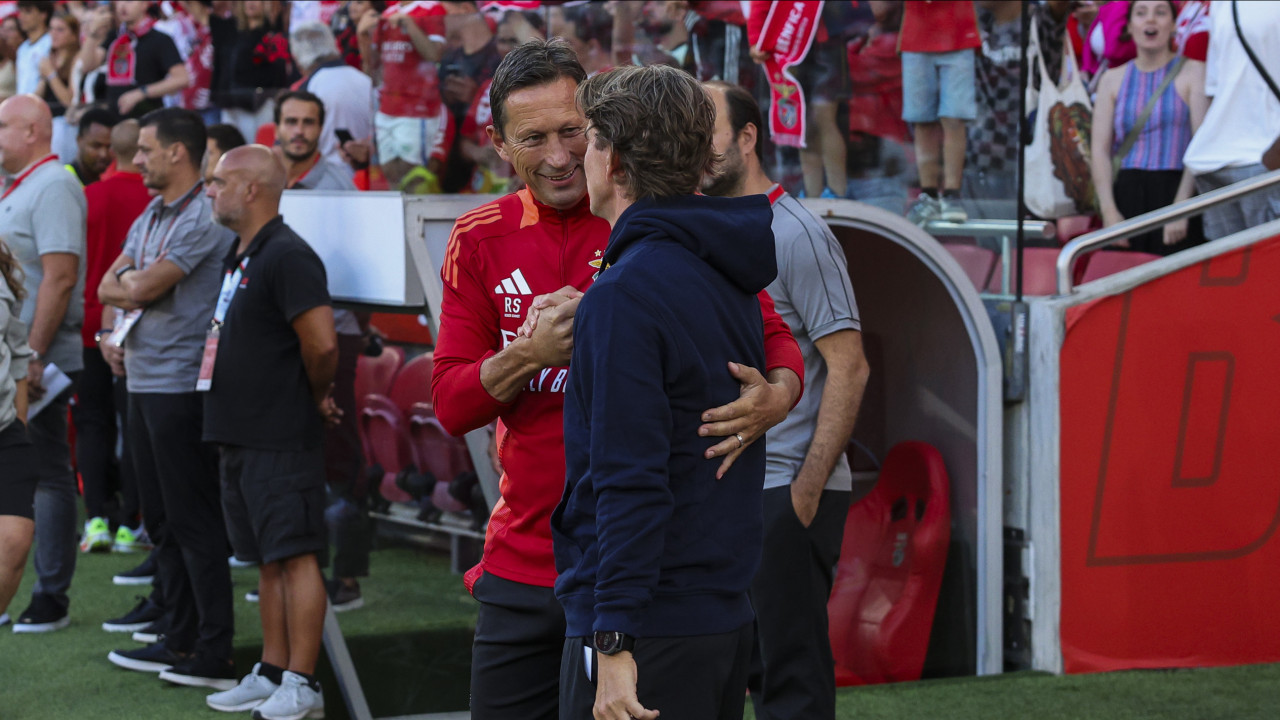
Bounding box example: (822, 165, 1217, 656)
(0, 94, 87, 634)
(703, 82, 870, 720)
(98, 108, 237, 690)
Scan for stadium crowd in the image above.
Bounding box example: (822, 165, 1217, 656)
(0, 1, 1276, 719)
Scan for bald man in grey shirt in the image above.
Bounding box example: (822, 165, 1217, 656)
(0, 95, 87, 634)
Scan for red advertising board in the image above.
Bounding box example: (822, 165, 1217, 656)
(1059, 234, 1280, 672)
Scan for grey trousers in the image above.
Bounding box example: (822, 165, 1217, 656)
(1194, 163, 1280, 240)
(29, 372, 80, 610)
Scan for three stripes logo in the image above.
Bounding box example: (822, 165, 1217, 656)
(493, 268, 533, 295)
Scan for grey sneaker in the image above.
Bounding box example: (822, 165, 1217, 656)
(252, 671, 324, 720)
(938, 196, 969, 223)
(906, 194, 940, 225)
(207, 663, 280, 713)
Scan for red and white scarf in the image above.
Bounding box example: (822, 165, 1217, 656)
(755, 1, 823, 148)
(106, 18, 156, 87)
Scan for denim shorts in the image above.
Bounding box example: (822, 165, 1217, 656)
(901, 49, 977, 123)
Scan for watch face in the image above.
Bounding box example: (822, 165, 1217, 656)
(594, 631, 617, 654)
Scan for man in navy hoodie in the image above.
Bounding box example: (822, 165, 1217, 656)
(551, 64, 776, 720)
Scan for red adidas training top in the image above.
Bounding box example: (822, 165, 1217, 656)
(432, 188, 805, 590)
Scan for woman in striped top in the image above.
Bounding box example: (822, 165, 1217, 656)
(1090, 0, 1207, 255)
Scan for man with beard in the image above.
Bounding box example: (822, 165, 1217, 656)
(276, 90, 356, 191)
(703, 81, 868, 720)
(98, 108, 237, 690)
(274, 89, 370, 612)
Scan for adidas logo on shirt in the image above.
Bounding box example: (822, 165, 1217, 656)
(493, 268, 533, 295)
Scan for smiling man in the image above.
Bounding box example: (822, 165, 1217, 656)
(430, 39, 804, 720)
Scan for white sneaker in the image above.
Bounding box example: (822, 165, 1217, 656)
(206, 663, 280, 713)
(0, 613, 9, 627)
(938, 196, 969, 223)
(906, 194, 941, 226)
(252, 671, 324, 720)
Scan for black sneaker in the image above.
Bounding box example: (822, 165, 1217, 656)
(107, 642, 185, 673)
(132, 617, 168, 644)
(113, 552, 158, 586)
(12, 593, 69, 633)
(159, 654, 237, 691)
(327, 578, 364, 612)
(102, 596, 164, 632)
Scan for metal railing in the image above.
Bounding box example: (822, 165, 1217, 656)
(925, 218, 1056, 296)
(1056, 169, 1280, 294)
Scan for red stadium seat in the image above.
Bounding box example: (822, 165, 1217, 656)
(355, 345, 404, 413)
(1079, 250, 1160, 284)
(827, 441, 951, 686)
(408, 403, 475, 514)
(986, 247, 1072, 295)
(390, 352, 434, 416)
(1054, 214, 1101, 245)
(943, 243, 997, 290)
(359, 394, 415, 503)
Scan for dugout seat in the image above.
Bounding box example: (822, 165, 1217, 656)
(359, 394, 415, 503)
(408, 403, 475, 514)
(355, 345, 404, 413)
(390, 352, 434, 415)
(827, 441, 951, 686)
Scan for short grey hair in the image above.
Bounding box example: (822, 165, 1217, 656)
(289, 21, 339, 72)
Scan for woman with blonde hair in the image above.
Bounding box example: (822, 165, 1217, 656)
(0, 239, 38, 627)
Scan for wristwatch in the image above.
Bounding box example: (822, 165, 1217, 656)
(94, 328, 114, 344)
(115, 264, 136, 280)
(592, 631, 635, 656)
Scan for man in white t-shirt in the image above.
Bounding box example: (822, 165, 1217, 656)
(289, 22, 373, 179)
(1182, 1, 1280, 239)
(14, 1, 52, 96)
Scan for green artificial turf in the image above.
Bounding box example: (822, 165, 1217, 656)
(0, 545, 478, 719)
(3, 544, 1280, 719)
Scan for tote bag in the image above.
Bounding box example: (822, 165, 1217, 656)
(1024, 17, 1096, 219)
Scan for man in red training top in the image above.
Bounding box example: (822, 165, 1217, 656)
(430, 39, 805, 720)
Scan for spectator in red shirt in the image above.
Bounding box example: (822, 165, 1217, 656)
(360, 0, 448, 191)
(899, 0, 981, 226)
(74, 114, 148, 556)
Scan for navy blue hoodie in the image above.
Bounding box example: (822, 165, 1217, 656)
(551, 193, 777, 640)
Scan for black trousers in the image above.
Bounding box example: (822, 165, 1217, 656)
(469, 571, 564, 720)
(325, 334, 370, 578)
(560, 624, 754, 720)
(71, 347, 118, 521)
(128, 392, 233, 661)
(747, 486, 851, 720)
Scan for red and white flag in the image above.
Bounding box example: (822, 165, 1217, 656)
(755, 1, 823, 148)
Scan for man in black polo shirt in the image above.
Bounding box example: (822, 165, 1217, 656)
(201, 145, 339, 720)
(101, 0, 189, 118)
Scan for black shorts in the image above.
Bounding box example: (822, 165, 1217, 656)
(219, 444, 326, 564)
(0, 421, 38, 519)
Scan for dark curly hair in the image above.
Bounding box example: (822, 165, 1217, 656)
(576, 65, 719, 201)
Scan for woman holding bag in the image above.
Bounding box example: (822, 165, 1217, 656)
(1091, 0, 1207, 255)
